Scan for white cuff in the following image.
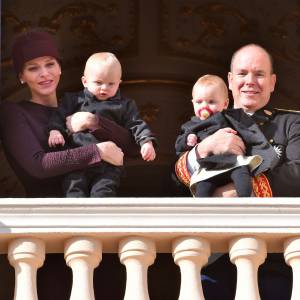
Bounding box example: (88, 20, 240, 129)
(187, 146, 200, 175)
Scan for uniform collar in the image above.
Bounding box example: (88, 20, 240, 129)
(251, 107, 275, 123)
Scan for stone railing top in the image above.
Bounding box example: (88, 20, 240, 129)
(0, 197, 299, 253)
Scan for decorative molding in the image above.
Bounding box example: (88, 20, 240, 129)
(270, 7, 300, 62)
(122, 79, 191, 87)
(160, 0, 254, 63)
(139, 103, 159, 123)
(0, 198, 299, 252)
(1, 78, 191, 104)
(1, 0, 138, 96)
(2, 1, 137, 51)
(0, 198, 300, 234)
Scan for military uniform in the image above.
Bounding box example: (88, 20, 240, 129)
(175, 107, 299, 299)
(175, 106, 300, 197)
(251, 108, 300, 196)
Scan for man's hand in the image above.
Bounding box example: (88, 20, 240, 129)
(141, 141, 156, 161)
(196, 127, 246, 158)
(48, 130, 65, 147)
(66, 112, 99, 133)
(96, 141, 124, 166)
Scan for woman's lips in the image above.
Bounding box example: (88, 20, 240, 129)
(39, 80, 53, 87)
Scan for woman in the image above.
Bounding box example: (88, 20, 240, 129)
(0, 30, 137, 197)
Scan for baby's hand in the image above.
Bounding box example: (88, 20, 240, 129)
(141, 141, 156, 161)
(48, 130, 65, 147)
(187, 134, 197, 146)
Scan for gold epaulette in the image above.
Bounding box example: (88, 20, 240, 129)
(274, 108, 300, 114)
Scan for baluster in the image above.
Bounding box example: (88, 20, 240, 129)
(119, 237, 156, 300)
(65, 237, 102, 300)
(229, 237, 267, 300)
(172, 237, 210, 300)
(284, 237, 300, 300)
(8, 238, 45, 300)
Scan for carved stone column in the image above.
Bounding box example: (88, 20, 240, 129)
(8, 238, 45, 300)
(172, 237, 210, 300)
(284, 237, 300, 300)
(229, 236, 267, 300)
(119, 236, 156, 300)
(65, 237, 102, 300)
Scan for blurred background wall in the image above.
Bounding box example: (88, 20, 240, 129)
(2, 0, 300, 196)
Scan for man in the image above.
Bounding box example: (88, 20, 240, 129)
(176, 44, 300, 197)
(175, 44, 299, 299)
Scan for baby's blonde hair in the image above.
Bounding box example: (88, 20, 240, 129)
(84, 52, 122, 77)
(192, 74, 228, 99)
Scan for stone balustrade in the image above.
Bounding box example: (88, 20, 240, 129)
(0, 198, 300, 299)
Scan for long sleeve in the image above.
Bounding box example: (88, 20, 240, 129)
(48, 93, 80, 137)
(122, 99, 157, 146)
(91, 115, 139, 157)
(175, 124, 193, 157)
(175, 114, 226, 157)
(0, 102, 101, 180)
(264, 112, 300, 196)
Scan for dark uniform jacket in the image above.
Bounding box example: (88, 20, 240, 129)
(175, 106, 300, 196)
(49, 88, 156, 148)
(252, 107, 300, 196)
(175, 108, 279, 176)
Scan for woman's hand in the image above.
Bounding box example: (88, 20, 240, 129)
(66, 112, 99, 133)
(96, 141, 124, 166)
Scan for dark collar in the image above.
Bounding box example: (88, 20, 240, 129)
(251, 107, 275, 123)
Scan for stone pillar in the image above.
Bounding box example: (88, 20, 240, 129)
(172, 237, 210, 300)
(284, 237, 300, 300)
(8, 238, 45, 300)
(119, 236, 156, 300)
(229, 237, 267, 300)
(65, 237, 102, 300)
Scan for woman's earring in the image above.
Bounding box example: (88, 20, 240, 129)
(20, 80, 24, 84)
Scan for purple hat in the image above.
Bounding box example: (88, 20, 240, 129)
(12, 30, 60, 74)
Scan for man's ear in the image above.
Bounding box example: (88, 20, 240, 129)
(81, 76, 87, 87)
(270, 74, 276, 93)
(228, 72, 233, 91)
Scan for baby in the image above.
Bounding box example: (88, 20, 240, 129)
(187, 75, 229, 147)
(175, 74, 266, 197)
(48, 52, 156, 197)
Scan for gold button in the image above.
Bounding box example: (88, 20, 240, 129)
(259, 122, 264, 126)
(264, 110, 272, 116)
(269, 139, 274, 143)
